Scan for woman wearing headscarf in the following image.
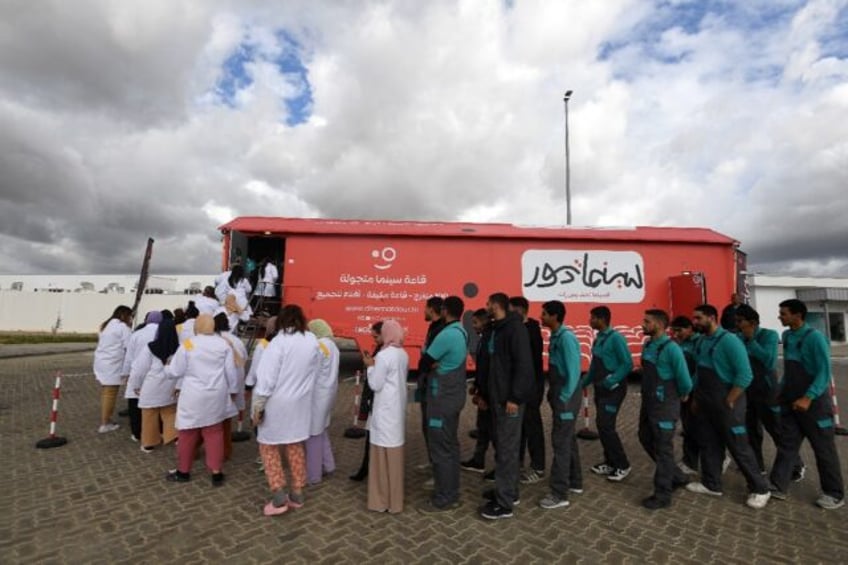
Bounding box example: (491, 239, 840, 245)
(177, 301, 199, 343)
(93, 305, 133, 433)
(165, 314, 239, 485)
(252, 305, 320, 516)
(129, 318, 181, 453)
(364, 319, 409, 513)
(215, 313, 248, 461)
(305, 319, 340, 486)
(349, 321, 382, 482)
(122, 311, 162, 442)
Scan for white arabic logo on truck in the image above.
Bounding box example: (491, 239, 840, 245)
(372, 247, 397, 270)
(522, 250, 645, 303)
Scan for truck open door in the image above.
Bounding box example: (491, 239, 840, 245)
(669, 272, 707, 320)
(228, 230, 248, 267)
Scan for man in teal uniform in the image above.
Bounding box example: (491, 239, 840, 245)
(418, 295, 468, 513)
(671, 315, 700, 475)
(538, 301, 582, 510)
(584, 306, 633, 482)
(769, 299, 844, 510)
(685, 304, 770, 509)
(638, 310, 692, 509)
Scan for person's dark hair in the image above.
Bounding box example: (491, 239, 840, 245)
(694, 304, 718, 319)
(670, 315, 693, 329)
(508, 296, 530, 313)
(735, 304, 760, 324)
(277, 304, 307, 334)
(203, 285, 216, 298)
(100, 305, 132, 331)
(488, 292, 509, 312)
(645, 309, 669, 328)
(213, 312, 230, 333)
(590, 305, 611, 324)
(160, 309, 174, 321)
(426, 296, 444, 312)
(185, 301, 199, 319)
(228, 265, 245, 288)
(148, 318, 180, 364)
(472, 308, 489, 321)
(443, 295, 464, 319)
(371, 321, 384, 333)
(173, 308, 186, 325)
(542, 301, 566, 324)
(779, 299, 807, 320)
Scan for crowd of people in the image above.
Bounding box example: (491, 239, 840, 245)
(92, 284, 844, 519)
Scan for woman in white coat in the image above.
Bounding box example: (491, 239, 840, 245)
(258, 258, 279, 298)
(165, 314, 239, 486)
(363, 319, 409, 514)
(252, 305, 320, 516)
(93, 305, 133, 433)
(305, 319, 340, 485)
(215, 313, 248, 461)
(129, 318, 180, 452)
(122, 311, 161, 441)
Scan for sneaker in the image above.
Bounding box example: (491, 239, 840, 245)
(642, 495, 671, 510)
(521, 468, 545, 484)
(480, 500, 513, 520)
(539, 493, 570, 510)
(483, 469, 495, 482)
(414, 462, 432, 471)
(569, 487, 584, 495)
(211, 472, 225, 487)
(417, 499, 462, 514)
(129, 434, 139, 443)
(590, 463, 614, 476)
(423, 478, 435, 490)
(677, 461, 697, 475)
(815, 494, 845, 510)
(791, 464, 806, 483)
(287, 492, 305, 509)
(165, 469, 190, 483)
(98, 423, 120, 434)
(348, 469, 367, 482)
(461, 459, 486, 473)
(746, 492, 771, 509)
(140, 445, 155, 454)
(769, 486, 788, 501)
(607, 467, 631, 482)
(722, 456, 732, 474)
(263, 500, 289, 516)
(686, 482, 723, 497)
(482, 488, 520, 506)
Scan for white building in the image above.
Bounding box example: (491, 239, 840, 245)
(749, 274, 848, 343)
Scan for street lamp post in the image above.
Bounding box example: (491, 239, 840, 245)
(563, 90, 573, 226)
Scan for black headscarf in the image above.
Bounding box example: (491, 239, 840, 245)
(148, 318, 180, 364)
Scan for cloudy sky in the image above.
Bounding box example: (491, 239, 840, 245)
(0, 0, 846, 276)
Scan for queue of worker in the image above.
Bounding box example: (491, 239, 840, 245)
(92, 283, 845, 519)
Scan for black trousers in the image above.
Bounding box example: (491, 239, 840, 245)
(520, 389, 546, 472)
(428, 407, 462, 506)
(593, 384, 630, 470)
(470, 406, 493, 464)
(492, 402, 524, 510)
(746, 394, 803, 475)
(638, 414, 687, 502)
(549, 387, 582, 498)
(680, 399, 699, 470)
(127, 398, 141, 440)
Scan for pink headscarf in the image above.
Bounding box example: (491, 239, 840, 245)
(380, 319, 404, 349)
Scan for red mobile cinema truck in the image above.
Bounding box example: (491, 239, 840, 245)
(219, 217, 746, 369)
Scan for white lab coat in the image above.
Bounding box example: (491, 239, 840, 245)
(226, 288, 252, 335)
(177, 319, 195, 343)
(220, 332, 248, 411)
(254, 330, 320, 445)
(195, 295, 219, 316)
(166, 334, 239, 430)
(245, 338, 269, 388)
(259, 263, 278, 297)
(93, 319, 132, 386)
(122, 323, 158, 399)
(129, 348, 177, 409)
(309, 336, 340, 436)
(367, 346, 409, 448)
(215, 272, 252, 304)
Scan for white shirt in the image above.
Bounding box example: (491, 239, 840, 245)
(166, 334, 239, 430)
(254, 330, 320, 445)
(93, 318, 132, 386)
(245, 338, 269, 388)
(122, 323, 158, 399)
(367, 346, 409, 448)
(259, 263, 279, 297)
(215, 272, 252, 304)
(310, 336, 340, 436)
(177, 318, 196, 343)
(195, 295, 220, 316)
(129, 348, 177, 409)
(220, 332, 248, 410)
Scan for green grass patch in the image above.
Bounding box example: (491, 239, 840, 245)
(0, 333, 99, 345)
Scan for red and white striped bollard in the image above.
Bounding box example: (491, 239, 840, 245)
(36, 371, 68, 449)
(577, 387, 599, 440)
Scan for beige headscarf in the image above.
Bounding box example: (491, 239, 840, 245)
(380, 319, 404, 349)
(194, 314, 215, 336)
(308, 319, 333, 339)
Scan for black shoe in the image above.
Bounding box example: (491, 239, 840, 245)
(118, 408, 130, 417)
(482, 488, 520, 506)
(672, 478, 689, 491)
(166, 470, 190, 483)
(349, 468, 368, 482)
(468, 429, 479, 440)
(461, 459, 485, 473)
(483, 469, 495, 482)
(480, 500, 513, 520)
(211, 473, 225, 487)
(642, 495, 670, 510)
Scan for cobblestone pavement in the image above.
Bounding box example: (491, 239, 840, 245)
(2, 352, 847, 564)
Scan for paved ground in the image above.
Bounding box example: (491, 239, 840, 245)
(2, 352, 848, 564)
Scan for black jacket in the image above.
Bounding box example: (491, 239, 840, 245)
(488, 311, 535, 405)
(475, 326, 493, 398)
(525, 318, 544, 381)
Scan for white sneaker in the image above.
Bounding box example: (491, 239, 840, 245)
(521, 469, 545, 484)
(686, 482, 723, 497)
(721, 456, 732, 474)
(129, 434, 139, 443)
(590, 463, 614, 476)
(569, 487, 584, 495)
(415, 462, 432, 471)
(746, 492, 771, 509)
(677, 461, 697, 475)
(607, 467, 631, 482)
(816, 494, 845, 510)
(539, 493, 570, 510)
(98, 423, 119, 434)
